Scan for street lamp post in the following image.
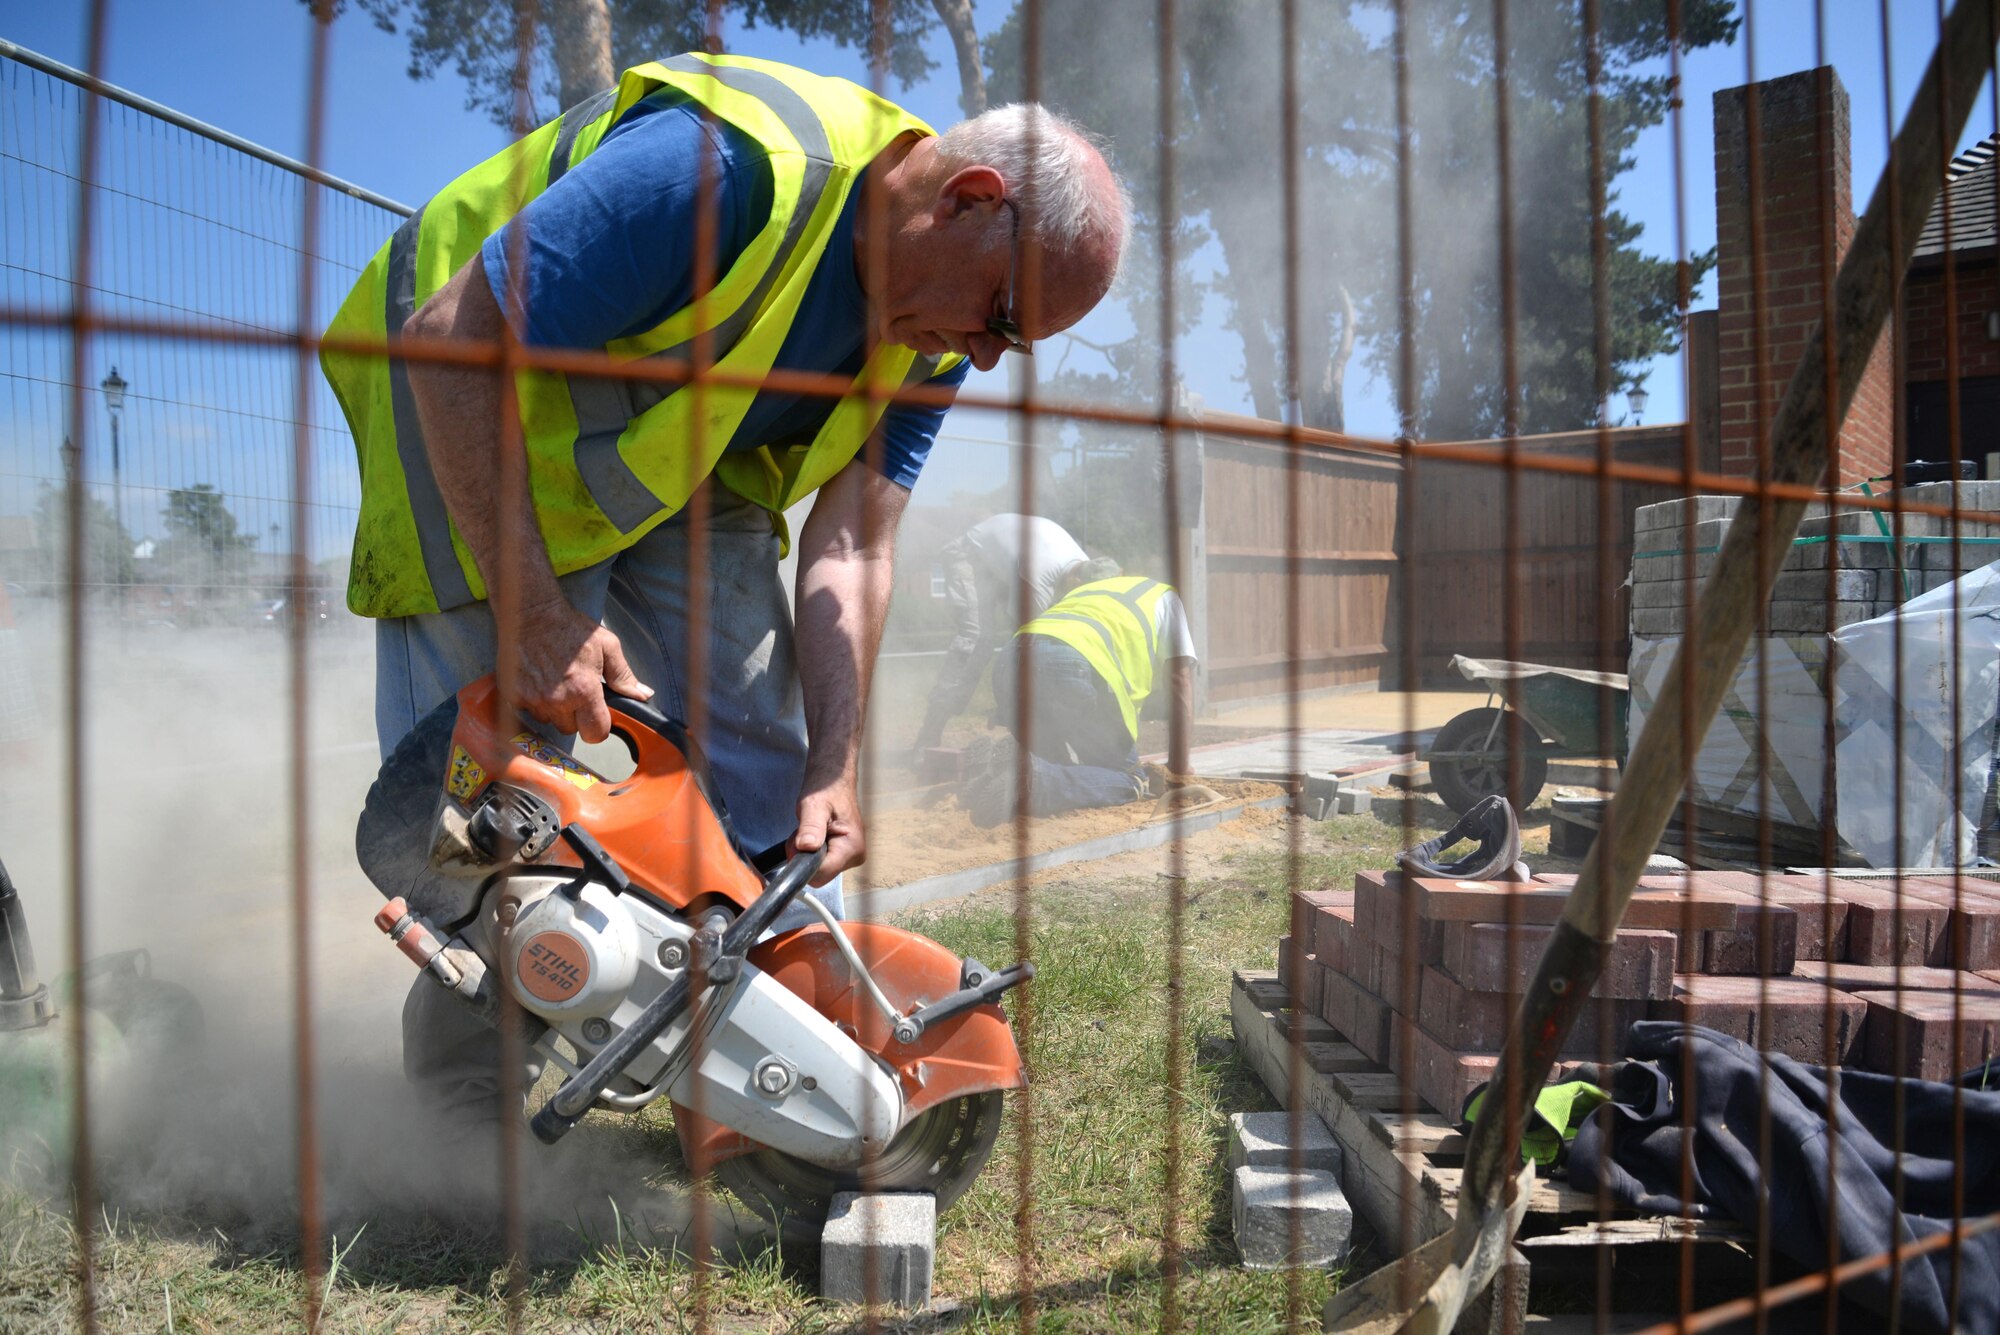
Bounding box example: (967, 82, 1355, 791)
(1626, 385, 1649, 426)
(99, 367, 127, 565)
(99, 368, 129, 634)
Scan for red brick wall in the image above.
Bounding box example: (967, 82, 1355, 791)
(1714, 67, 1895, 484)
(1906, 263, 2000, 383)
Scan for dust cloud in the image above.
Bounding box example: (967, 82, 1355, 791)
(0, 603, 755, 1262)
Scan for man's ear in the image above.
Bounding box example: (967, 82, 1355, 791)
(933, 165, 1007, 223)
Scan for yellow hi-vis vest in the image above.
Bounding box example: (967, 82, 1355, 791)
(321, 53, 965, 617)
(1016, 577, 1177, 741)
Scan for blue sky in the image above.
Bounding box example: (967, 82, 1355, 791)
(0, 0, 1988, 483)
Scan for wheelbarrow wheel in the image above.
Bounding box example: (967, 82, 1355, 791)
(1429, 707, 1548, 816)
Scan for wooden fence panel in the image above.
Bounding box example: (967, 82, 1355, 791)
(1192, 421, 1689, 706)
(1401, 427, 1688, 681)
(1199, 420, 1402, 705)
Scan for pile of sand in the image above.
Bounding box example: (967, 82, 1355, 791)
(862, 778, 1286, 887)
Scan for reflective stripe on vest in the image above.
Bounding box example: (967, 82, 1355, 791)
(1017, 578, 1176, 740)
(571, 55, 839, 533)
(547, 87, 618, 187)
(323, 54, 960, 618)
(381, 205, 474, 610)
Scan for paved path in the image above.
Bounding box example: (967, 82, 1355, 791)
(1174, 725, 1438, 780)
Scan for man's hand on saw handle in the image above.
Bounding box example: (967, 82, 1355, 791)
(790, 768, 864, 887)
(507, 598, 653, 744)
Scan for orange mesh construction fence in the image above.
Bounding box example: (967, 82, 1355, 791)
(4, 0, 2000, 1331)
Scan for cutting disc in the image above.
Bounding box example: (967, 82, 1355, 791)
(714, 1090, 1005, 1245)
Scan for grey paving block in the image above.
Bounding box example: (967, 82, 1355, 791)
(1771, 568, 1879, 602)
(1766, 600, 1881, 633)
(1636, 516, 1728, 554)
(1227, 1111, 1343, 1175)
(1630, 608, 1689, 637)
(1636, 600, 1891, 636)
(1335, 786, 1373, 816)
(1635, 495, 1739, 533)
(1632, 550, 1721, 584)
(1630, 579, 1704, 610)
(1911, 566, 2000, 594)
(1782, 539, 1902, 571)
(1916, 541, 2000, 571)
(1633, 567, 1880, 609)
(821, 1193, 935, 1309)
(1231, 1166, 1353, 1270)
(1902, 479, 2000, 512)
(1798, 509, 1945, 539)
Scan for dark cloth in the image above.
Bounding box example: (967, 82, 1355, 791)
(1570, 1021, 2000, 1334)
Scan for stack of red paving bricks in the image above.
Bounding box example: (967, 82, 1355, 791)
(1280, 869, 2000, 1118)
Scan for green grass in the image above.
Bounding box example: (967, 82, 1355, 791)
(0, 807, 1498, 1334)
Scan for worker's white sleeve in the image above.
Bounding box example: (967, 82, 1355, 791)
(1157, 591, 1197, 663)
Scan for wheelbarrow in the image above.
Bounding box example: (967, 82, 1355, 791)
(1423, 655, 1628, 815)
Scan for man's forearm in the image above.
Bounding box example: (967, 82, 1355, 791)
(403, 260, 654, 738)
(795, 558, 893, 786)
(794, 464, 908, 786)
(404, 261, 566, 621)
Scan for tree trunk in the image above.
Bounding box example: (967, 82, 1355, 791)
(1310, 284, 1356, 433)
(929, 0, 987, 117)
(549, 0, 614, 110)
(1211, 234, 1282, 422)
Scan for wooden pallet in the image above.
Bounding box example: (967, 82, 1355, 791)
(1231, 970, 1761, 1326)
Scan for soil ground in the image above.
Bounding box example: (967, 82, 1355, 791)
(862, 777, 1286, 885)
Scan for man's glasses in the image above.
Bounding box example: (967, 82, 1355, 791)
(986, 198, 1031, 355)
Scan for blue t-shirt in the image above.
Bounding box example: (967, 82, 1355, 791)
(481, 91, 966, 490)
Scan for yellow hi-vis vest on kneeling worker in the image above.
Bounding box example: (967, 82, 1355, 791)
(321, 53, 964, 618)
(1016, 577, 1177, 742)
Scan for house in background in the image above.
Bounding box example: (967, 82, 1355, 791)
(1904, 136, 1999, 474)
(1694, 69, 1999, 483)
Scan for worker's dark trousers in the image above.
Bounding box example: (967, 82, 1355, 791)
(992, 636, 1143, 815)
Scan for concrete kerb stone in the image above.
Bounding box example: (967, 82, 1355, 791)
(1240, 768, 1352, 819)
(1230, 1165, 1354, 1270)
(820, 1192, 936, 1309)
(1227, 1110, 1343, 1175)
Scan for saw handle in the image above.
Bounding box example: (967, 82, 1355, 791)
(900, 961, 1035, 1041)
(599, 686, 767, 872)
(529, 845, 826, 1145)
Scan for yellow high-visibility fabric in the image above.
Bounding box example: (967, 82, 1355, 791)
(322, 53, 962, 617)
(1016, 577, 1177, 740)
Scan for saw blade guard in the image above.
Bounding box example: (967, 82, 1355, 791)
(673, 920, 1028, 1170)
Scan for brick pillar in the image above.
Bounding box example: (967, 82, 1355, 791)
(1714, 67, 1895, 485)
(1685, 309, 1722, 474)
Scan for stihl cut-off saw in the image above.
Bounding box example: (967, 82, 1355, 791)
(357, 676, 1031, 1238)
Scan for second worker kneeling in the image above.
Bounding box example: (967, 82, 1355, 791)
(962, 574, 1199, 825)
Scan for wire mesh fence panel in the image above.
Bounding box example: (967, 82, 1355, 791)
(1, 57, 396, 625)
(0, 44, 400, 994)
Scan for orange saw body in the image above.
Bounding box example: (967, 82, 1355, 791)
(356, 675, 1030, 1240)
